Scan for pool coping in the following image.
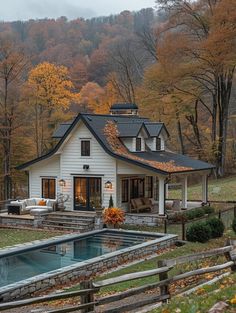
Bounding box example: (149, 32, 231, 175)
(0, 229, 177, 300)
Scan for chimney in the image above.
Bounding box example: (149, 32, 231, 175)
(110, 103, 139, 116)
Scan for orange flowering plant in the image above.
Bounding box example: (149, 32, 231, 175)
(103, 207, 125, 227)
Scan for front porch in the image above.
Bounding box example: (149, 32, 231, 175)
(117, 172, 209, 216)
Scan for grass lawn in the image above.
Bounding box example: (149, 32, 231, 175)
(0, 228, 63, 248)
(151, 273, 236, 313)
(168, 175, 236, 202)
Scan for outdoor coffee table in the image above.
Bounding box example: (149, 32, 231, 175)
(7, 203, 21, 215)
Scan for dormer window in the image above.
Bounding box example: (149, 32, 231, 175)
(81, 140, 90, 156)
(136, 138, 142, 151)
(156, 137, 161, 151)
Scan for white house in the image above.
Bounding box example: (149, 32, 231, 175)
(17, 103, 214, 215)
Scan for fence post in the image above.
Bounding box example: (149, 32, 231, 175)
(218, 209, 222, 220)
(80, 280, 95, 313)
(224, 239, 236, 272)
(181, 217, 185, 241)
(157, 260, 170, 303)
(164, 217, 167, 234)
(234, 206, 236, 219)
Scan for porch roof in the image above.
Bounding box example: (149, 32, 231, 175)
(132, 151, 214, 173)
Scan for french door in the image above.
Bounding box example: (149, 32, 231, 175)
(74, 177, 101, 211)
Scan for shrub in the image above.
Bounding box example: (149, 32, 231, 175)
(232, 218, 236, 233)
(206, 218, 224, 238)
(103, 207, 125, 227)
(108, 195, 114, 208)
(186, 221, 211, 243)
(184, 208, 205, 220)
(168, 212, 185, 223)
(203, 206, 215, 215)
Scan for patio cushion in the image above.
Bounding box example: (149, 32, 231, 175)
(46, 199, 55, 208)
(143, 198, 152, 205)
(38, 200, 46, 206)
(26, 199, 36, 206)
(134, 198, 143, 207)
(34, 198, 43, 205)
(28, 205, 53, 211)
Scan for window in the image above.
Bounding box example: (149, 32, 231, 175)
(146, 176, 153, 198)
(81, 140, 90, 156)
(130, 178, 144, 199)
(122, 179, 129, 203)
(136, 138, 142, 151)
(42, 178, 56, 199)
(74, 177, 101, 210)
(156, 137, 161, 150)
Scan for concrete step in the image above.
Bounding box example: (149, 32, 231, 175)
(42, 224, 92, 231)
(42, 220, 93, 227)
(51, 211, 96, 218)
(44, 216, 95, 223)
(41, 211, 95, 232)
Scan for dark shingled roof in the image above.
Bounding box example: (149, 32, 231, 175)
(117, 122, 150, 137)
(145, 122, 169, 137)
(110, 103, 138, 110)
(132, 151, 214, 171)
(52, 123, 72, 138)
(17, 113, 215, 174)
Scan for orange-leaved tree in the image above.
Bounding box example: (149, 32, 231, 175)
(26, 62, 79, 156)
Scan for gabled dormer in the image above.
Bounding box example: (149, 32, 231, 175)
(118, 122, 149, 152)
(145, 123, 169, 151)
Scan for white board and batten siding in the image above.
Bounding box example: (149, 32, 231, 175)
(60, 121, 117, 210)
(29, 156, 60, 198)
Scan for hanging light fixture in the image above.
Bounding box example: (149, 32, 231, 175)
(59, 179, 66, 187)
(105, 180, 112, 189)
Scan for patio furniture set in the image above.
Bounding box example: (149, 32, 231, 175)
(7, 198, 57, 215)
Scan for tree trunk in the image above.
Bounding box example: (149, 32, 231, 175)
(176, 112, 185, 154)
(215, 69, 234, 176)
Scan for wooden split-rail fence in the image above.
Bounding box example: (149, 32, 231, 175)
(0, 240, 235, 313)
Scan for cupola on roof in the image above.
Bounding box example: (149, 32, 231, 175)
(110, 103, 139, 115)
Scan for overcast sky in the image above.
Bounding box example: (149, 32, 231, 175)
(0, 0, 156, 21)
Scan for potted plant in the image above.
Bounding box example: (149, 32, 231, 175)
(102, 207, 125, 228)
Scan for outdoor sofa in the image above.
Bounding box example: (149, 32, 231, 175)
(9, 198, 57, 215)
(130, 198, 153, 213)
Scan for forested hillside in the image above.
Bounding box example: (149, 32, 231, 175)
(0, 0, 235, 199)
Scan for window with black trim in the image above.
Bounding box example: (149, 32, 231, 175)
(156, 137, 161, 150)
(81, 140, 90, 156)
(122, 179, 129, 203)
(42, 178, 56, 199)
(146, 176, 153, 198)
(136, 138, 142, 151)
(130, 178, 144, 199)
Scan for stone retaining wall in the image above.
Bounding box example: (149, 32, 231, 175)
(0, 231, 177, 302)
(125, 213, 164, 226)
(0, 216, 34, 228)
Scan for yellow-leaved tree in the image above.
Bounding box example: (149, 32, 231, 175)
(77, 81, 117, 114)
(26, 62, 79, 156)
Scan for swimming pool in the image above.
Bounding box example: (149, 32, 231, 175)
(0, 230, 161, 287)
(0, 229, 177, 302)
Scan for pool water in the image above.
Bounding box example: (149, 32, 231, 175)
(0, 231, 156, 287)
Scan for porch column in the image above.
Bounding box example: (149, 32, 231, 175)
(182, 176, 188, 209)
(158, 177, 165, 216)
(202, 174, 208, 203)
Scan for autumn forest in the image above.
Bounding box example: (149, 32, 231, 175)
(0, 0, 235, 200)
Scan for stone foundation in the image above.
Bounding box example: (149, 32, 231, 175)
(125, 213, 165, 226)
(0, 230, 177, 302)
